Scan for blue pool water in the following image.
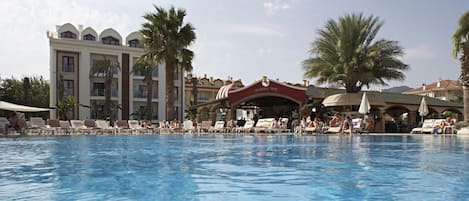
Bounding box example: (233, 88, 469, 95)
(0, 135, 468, 201)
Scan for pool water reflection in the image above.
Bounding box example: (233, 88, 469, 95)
(0, 135, 468, 200)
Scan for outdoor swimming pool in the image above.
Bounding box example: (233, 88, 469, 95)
(0, 134, 468, 201)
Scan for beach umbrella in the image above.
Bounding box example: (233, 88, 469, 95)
(418, 96, 429, 122)
(358, 92, 371, 117)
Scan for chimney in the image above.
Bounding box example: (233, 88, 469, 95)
(437, 80, 441, 88)
(422, 83, 426, 91)
(303, 80, 307, 86)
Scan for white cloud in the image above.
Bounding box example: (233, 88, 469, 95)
(263, 0, 290, 16)
(404, 45, 435, 60)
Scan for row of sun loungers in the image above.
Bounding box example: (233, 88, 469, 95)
(1, 118, 297, 136)
(410, 119, 456, 134)
(295, 118, 370, 135)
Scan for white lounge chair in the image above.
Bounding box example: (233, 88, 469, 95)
(411, 119, 435, 134)
(209, 121, 226, 133)
(235, 120, 255, 133)
(95, 120, 117, 134)
(30, 117, 55, 135)
(70, 120, 92, 135)
(254, 118, 275, 133)
(128, 120, 147, 134)
(182, 120, 196, 133)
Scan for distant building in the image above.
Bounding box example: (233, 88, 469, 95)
(184, 74, 244, 108)
(403, 80, 462, 101)
(48, 23, 185, 121)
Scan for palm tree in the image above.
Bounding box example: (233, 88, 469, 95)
(303, 13, 408, 93)
(141, 5, 196, 121)
(452, 11, 469, 121)
(89, 55, 120, 118)
(132, 57, 156, 120)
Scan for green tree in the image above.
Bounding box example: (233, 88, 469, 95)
(89, 55, 120, 118)
(132, 58, 157, 120)
(303, 13, 408, 92)
(141, 5, 196, 120)
(0, 76, 49, 119)
(452, 11, 469, 121)
(56, 96, 75, 120)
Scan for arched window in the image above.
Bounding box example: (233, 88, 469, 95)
(102, 36, 120, 45)
(60, 31, 77, 39)
(128, 39, 142, 48)
(83, 34, 96, 41)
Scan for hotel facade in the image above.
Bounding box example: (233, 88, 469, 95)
(48, 23, 185, 121)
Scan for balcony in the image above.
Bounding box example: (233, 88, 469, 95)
(133, 90, 158, 99)
(91, 88, 118, 97)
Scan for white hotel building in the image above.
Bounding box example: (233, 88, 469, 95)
(48, 23, 185, 121)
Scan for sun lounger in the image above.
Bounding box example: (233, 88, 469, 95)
(199, 121, 212, 133)
(411, 119, 435, 134)
(116, 120, 131, 134)
(95, 120, 117, 134)
(70, 120, 92, 135)
(254, 118, 275, 133)
(30, 117, 55, 135)
(59, 120, 72, 135)
(128, 120, 147, 134)
(342, 118, 364, 134)
(235, 120, 254, 133)
(209, 121, 226, 133)
(182, 120, 196, 133)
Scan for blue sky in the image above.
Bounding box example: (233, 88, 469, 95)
(0, 0, 468, 89)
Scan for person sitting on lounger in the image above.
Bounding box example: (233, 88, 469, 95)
(340, 116, 353, 135)
(439, 117, 454, 134)
(308, 117, 323, 133)
(329, 113, 343, 127)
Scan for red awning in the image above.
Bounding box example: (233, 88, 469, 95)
(216, 84, 233, 100)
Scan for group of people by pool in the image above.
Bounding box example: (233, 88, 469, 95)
(300, 112, 374, 135)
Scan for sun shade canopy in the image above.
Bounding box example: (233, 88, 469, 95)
(0, 101, 50, 112)
(322, 92, 386, 107)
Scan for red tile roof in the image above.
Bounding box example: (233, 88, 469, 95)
(404, 80, 461, 93)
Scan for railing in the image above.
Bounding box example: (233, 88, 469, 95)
(91, 88, 118, 97)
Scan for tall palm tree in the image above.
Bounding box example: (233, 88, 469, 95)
(303, 13, 408, 93)
(141, 5, 196, 121)
(452, 11, 469, 121)
(132, 57, 156, 120)
(89, 55, 120, 118)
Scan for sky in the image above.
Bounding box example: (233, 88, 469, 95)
(0, 0, 468, 89)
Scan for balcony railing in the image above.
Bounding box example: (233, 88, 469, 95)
(91, 88, 118, 97)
